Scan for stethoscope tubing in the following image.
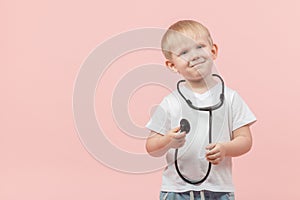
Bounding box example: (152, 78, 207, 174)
(174, 74, 225, 185)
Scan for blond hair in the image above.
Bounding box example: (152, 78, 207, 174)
(161, 20, 213, 60)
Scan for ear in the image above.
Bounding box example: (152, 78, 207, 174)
(211, 44, 218, 60)
(165, 60, 178, 73)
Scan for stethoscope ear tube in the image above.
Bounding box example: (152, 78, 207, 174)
(177, 74, 225, 111)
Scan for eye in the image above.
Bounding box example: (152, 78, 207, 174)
(179, 50, 188, 56)
(196, 45, 203, 49)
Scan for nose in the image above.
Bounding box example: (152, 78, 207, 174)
(191, 55, 200, 61)
(188, 50, 201, 66)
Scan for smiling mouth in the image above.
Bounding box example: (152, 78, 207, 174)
(190, 59, 206, 68)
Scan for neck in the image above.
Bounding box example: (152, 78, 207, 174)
(185, 75, 217, 94)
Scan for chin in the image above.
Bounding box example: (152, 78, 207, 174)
(186, 75, 205, 82)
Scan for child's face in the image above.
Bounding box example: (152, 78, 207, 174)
(166, 34, 217, 82)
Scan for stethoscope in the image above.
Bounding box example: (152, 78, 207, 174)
(175, 74, 225, 185)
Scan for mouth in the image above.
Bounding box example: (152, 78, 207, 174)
(190, 58, 206, 68)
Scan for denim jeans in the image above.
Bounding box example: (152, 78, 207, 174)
(159, 190, 235, 200)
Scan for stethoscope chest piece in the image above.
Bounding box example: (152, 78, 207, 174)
(180, 119, 190, 134)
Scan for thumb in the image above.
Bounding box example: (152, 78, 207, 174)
(172, 126, 180, 133)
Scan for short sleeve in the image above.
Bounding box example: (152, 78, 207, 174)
(231, 91, 257, 131)
(145, 98, 171, 135)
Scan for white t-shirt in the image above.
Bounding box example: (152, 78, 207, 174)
(146, 83, 256, 192)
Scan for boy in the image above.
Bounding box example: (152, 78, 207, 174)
(145, 20, 256, 200)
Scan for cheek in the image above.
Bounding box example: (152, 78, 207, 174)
(203, 60, 214, 70)
(179, 55, 190, 63)
(201, 48, 215, 58)
(174, 59, 188, 68)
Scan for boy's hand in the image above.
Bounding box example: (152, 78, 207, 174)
(206, 143, 226, 165)
(166, 127, 186, 149)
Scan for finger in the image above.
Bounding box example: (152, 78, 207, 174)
(206, 143, 216, 151)
(174, 138, 186, 148)
(206, 147, 219, 156)
(206, 145, 219, 156)
(207, 155, 217, 162)
(210, 158, 221, 165)
(174, 132, 186, 139)
(206, 152, 220, 160)
(178, 140, 186, 147)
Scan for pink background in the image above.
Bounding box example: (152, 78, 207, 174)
(1, 0, 300, 199)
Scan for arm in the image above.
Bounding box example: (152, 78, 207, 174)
(146, 127, 186, 157)
(206, 125, 252, 165)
